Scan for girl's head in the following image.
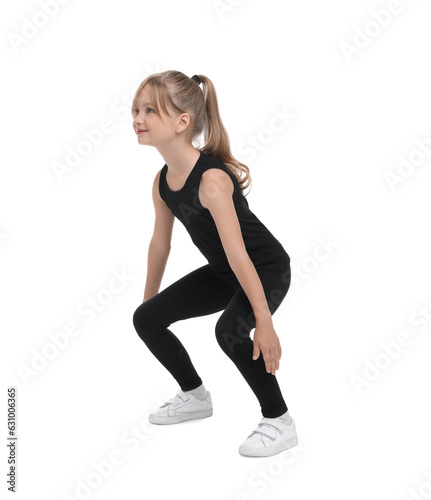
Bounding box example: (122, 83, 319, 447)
(131, 70, 251, 195)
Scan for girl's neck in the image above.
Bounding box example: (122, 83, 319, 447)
(158, 144, 201, 178)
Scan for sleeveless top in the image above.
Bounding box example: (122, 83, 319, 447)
(159, 150, 290, 287)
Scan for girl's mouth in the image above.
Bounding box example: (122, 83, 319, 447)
(136, 129, 148, 135)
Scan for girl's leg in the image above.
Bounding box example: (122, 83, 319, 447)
(214, 266, 291, 418)
(132, 264, 237, 391)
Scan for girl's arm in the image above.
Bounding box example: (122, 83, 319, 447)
(198, 168, 272, 322)
(143, 170, 175, 301)
(199, 169, 282, 375)
(198, 168, 282, 375)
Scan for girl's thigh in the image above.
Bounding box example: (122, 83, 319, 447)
(216, 266, 291, 342)
(134, 264, 237, 328)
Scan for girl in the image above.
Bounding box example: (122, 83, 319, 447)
(131, 70, 298, 458)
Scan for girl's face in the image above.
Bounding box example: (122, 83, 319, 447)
(132, 86, 177, 147)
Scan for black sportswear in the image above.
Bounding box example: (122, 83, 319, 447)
(158, 150, 289, 287)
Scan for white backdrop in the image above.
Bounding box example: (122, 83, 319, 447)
(2, 0, 431, 499)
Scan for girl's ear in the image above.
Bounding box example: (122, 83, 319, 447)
(176, 112, 192, 133)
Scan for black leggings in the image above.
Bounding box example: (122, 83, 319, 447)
(132, 263, 291, 418)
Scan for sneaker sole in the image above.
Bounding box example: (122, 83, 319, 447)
(239, 435, 298, 458)
(149, 407, 213, 425)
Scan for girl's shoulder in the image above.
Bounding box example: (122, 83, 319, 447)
(199, 151, 235, 178)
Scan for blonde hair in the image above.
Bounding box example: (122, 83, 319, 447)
(131, 70, 252, 196)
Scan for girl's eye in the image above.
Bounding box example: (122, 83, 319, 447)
(133, 107, 154, 115)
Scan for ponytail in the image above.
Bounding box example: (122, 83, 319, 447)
(198, 74, 252, 195)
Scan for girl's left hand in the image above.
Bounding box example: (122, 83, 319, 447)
(252, 318, 282, 375)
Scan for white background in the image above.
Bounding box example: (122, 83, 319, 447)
(2, 0, 431, 499)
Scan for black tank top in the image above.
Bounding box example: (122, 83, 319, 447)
(159, 150, 290, 287)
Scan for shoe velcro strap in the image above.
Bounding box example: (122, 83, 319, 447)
(260, 417, 285, 431)
(177, 390, 189, 403)
(253, 426, 277, 440)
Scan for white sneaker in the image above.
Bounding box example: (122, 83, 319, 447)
(149, 389, 213, 425)
(238, 415, 298, 457)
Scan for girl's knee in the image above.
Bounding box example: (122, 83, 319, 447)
(132, 301, 168, 340)
(132, 302, 145, 329)
(132, 302, 155, 336)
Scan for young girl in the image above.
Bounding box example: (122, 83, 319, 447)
(131, 70, 298, 458)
